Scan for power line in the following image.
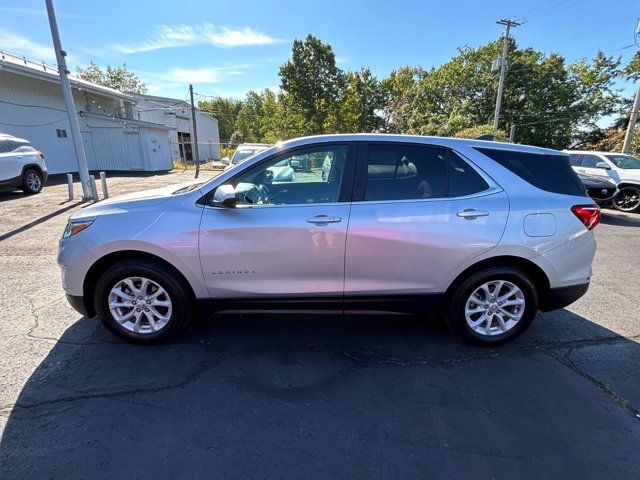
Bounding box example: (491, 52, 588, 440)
(0, 117, 68, 127)
(0, 98, 67, 112)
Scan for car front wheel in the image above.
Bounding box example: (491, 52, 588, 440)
(613, 186, 640, 213)
(445, 266, 538, 345)
(94, 258, 193, 343)
(22, 169, 43, 194)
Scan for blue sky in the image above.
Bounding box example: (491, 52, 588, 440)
(0, 0, 638, 101)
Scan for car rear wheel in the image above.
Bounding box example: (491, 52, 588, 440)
(613, 186, 640, 213)
(94, 258, 193, 343)
(21, 169, 43, 194)
(445, 267, 538, 345)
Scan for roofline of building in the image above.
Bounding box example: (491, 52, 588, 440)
(0, 50, 134, 101)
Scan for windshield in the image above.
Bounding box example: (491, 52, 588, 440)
(232, 147, 265, 164)
(604, 154, 640, 169)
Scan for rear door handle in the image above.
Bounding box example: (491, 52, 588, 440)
(307, 215, 341, 224)
(457, 209, 490, 218)
(577, 168, 586, 172)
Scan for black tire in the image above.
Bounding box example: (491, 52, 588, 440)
(613, 186, 640, 213)
(21, 168, 43, 194)
(444, 266, 538, 346)
(94, 258, 194, 344)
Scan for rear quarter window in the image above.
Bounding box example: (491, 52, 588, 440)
(475, 147, 586, 196)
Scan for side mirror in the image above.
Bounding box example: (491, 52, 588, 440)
(221, 156, 230, 164)
(595, 161, 611, 170)
(213, 184, 236, 208)
(265, 170, 274, 182)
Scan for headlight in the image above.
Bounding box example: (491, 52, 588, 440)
(63, 220, 93, 238)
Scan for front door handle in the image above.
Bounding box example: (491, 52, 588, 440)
(307, 214, 341, 224)
(457, 209, 490, 218)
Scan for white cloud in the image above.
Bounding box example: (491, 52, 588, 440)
(0, 6, 91, 20)
(140, 64, 251, 95)
(0, 29, 54, 61)
(113, 23, 280, 54)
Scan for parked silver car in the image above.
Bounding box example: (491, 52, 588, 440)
(58, 134, 599, 345)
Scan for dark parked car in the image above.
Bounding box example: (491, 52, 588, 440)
(577, 172, 618, 205)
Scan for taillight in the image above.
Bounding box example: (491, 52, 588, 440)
(37, 151, 44, 159)
(571, 205, 601, 230)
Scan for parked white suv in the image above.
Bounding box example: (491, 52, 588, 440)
(0, 134, 47, 194)
(58, 135, 600, 346)
(564, 150, 640, 213)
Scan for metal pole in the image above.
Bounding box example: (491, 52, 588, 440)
(66, 173, 74, 201)
(509, 124, 516, 143)
(99, 171, 109, 199)
(89, 175, 99, 202)
(45, 0, 92, 200)
(622, 86, 640, 154)
(493, 19, 521, 132)
(189, 84, 201, 179)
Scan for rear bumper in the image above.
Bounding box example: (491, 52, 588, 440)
(66, 294, 91, 317)
(540, 283, 589, 312)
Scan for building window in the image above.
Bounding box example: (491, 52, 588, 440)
(177, 131, 193, 163)
(56, 129, 68, 139)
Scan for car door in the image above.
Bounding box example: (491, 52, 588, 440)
(0, 140, 24, 181)
(344, 142, 509, 297)
(575, 154, 613, 182)
(198, 143, 356, 299)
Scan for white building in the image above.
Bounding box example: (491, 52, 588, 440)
(134, 94, 221, 164)
(0, 51, 220, 175)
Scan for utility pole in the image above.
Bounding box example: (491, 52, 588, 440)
(509, 124, 516, 143)
(45, 0, 91, 199)
(622, 85, 640, 154)
(189, 84, 201, 179)
(493, 18, 522, 132)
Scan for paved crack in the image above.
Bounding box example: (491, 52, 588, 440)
(0, 359, 212, 413)
(546, 348, 640, 421)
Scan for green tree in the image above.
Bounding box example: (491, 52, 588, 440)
(623, 52, 640, 82)
(197, 97, 242, 145)
(279, 34, 346, 134)
(328, 68, 387, 133)
(381, 39, 622, 148)
(381, 66, 424, 133)
(76, 61, 147, 94)
(236, 90, 265, 142)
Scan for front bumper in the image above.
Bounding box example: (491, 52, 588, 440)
(65, 293, 91, 317)
(540, 282, 589, 311)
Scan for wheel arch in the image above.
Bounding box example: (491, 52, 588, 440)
(21, 163, 44, 176)
(82, 250, 198, 317)
(616, 182, 640, 190)
(444, 255, 551, 310)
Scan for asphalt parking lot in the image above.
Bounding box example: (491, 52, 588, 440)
(1, 171, 640, 479)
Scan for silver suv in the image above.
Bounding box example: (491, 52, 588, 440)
(58, 135, 600, 345)
(0, 134, 47, 194)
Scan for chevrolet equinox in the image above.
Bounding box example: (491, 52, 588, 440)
(58, 134, 600, 345)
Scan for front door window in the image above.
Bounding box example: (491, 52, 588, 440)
(231, 145, 349, 206)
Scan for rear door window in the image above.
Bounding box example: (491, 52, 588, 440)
(361, 144, 490, 201)
(448, 153, 489, 197)
(364, 144, 447, 201)
(475, 148, 586, 196)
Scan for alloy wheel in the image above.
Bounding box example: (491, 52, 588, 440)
(108, 277, 172, 334)
(613, 187, 640, 212)
(26, 172, 42, 192)
(464, 280, 525, 336)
